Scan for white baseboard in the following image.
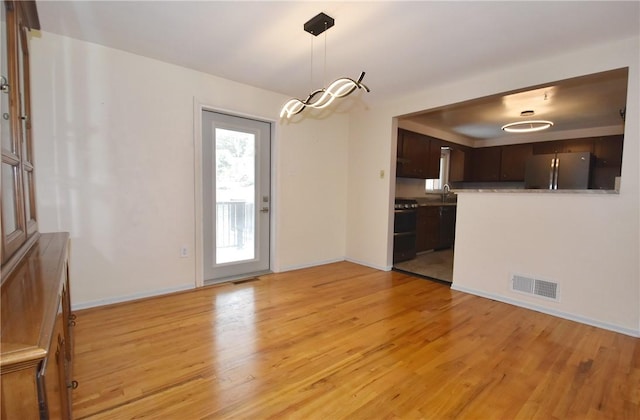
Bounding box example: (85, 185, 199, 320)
(72, 259, 390, 310)
(276, 257, 346, 273)
(344, 257, 392, 272)
(451, 283, 640, 338)
(277, 257, 391, 273)
(72, 284, 195, 311)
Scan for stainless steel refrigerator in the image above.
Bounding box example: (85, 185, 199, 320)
(525, 152, 593, 190)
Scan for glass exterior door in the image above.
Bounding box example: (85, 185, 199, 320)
(202, 111, 271, 282)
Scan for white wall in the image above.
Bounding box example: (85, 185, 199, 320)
(274, 117, 348, 270)
(346, 36, 640, 336)
(346, 109, 396, 270)
(31, 32, 349, 308)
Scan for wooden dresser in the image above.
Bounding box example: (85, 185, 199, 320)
(1, 232, 76, 419)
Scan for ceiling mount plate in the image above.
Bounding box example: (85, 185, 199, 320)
(304, 12, 334, 36)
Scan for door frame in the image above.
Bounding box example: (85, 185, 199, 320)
(193, 99, 278, 287)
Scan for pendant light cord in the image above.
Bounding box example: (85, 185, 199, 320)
(310, 21, 329, 89)
(323, 22, 327, 87)
(310, 35, 313, 92)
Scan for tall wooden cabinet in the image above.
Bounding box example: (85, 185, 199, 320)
(1, 2, 77, 416)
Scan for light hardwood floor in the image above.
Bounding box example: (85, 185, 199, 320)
(72, 262, 639, 419)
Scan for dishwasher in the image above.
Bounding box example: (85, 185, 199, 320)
(438, 206, 456, 249)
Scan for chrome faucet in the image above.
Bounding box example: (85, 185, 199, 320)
(442, 183, 451, 202)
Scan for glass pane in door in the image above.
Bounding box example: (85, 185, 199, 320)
(24, 168, 32, 221)
(18, 26, 28, 160)
(1, 4, 12, 153)
(215, 128, 255, 264)
(2, 162, 18, 234)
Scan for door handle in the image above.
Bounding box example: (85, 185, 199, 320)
(260, 207, 269, 213)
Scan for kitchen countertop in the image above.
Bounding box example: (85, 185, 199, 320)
(417, 202, 457, 207)
(455, 189, 619, 194)
(396, 196, 458, 207)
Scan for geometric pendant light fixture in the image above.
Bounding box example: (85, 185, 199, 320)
(280, 12, 370, 119)
(501, 110, 553, 133)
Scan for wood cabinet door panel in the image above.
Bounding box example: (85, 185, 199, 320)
(425, 137, 441, 179)
(533, 138, 595, 155)
(500, 143, 533, 181)
(470, 147, 501, 182)
(438, 206, 456, 249)
(591, 135, 623, 189)
(416, 207, 439, 252)
(396, 129, 406, 177)
(563, 138, 594, 154)
(449, 148, 466, 182)
(593, 135, 623, 168)
(1, 368, 41, 419)
(532, 141, 562, 155)
(42, 316, 65, 419)
(401, 130, 429, 178)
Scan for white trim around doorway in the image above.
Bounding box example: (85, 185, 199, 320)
(192, 98, 279, 287)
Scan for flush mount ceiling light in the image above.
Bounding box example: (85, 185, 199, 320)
(501, 120, 554, 133)
(501, 110, 553, 133)
(280, 12, 370, 119)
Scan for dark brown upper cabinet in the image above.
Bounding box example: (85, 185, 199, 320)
(532, 138, 594, 155)
(470, 147, 502, 182)
(593, 135, 623, 168)
(500, 143, 533, 181)
(591, 135, 624, 189)
(397, 129, 441, 179)
(448, 148, 467, 182)
(465, 136, 621, 188)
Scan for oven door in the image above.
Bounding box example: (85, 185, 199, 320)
(393, 209, 417, 263)
(394, 209, 417, 233)
(393, 232, 416, 263)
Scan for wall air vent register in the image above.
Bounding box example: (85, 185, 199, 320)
(510, 274, 560, 302)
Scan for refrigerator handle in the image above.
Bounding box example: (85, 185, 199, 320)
(549, 158, 555, 189)
(554, 158, 560, 189)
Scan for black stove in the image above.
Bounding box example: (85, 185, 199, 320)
(394, 198, 419, 210)
(393, 199, 418, 263)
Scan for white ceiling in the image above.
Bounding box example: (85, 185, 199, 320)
(36, 1, 640, 106)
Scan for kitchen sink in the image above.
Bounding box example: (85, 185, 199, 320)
(414, 193, 457, 206)
(442, 193, 457, 203)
